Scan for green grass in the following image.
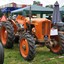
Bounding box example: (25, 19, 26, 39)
(4, 44, 64, 64)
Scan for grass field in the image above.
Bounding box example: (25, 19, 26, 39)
(4, 44, 64, 64)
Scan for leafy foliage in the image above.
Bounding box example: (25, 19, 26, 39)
(45, 5, 53, 8)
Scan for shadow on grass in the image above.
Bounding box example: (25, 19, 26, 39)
(36, 46, 61, 58)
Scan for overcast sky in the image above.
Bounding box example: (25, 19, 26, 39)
(0, 0, 64, 7)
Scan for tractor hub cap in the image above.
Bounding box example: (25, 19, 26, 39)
(22, 45, 26, 50)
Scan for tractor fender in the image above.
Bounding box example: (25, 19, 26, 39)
(8, 20, 18, 34)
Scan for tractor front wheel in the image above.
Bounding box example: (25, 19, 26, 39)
(0, 43, 4, 64)
(19, 32, 35, 61)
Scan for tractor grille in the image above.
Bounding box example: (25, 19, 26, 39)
(42, 22, 46, 35)
(47, 22, 51, 35)
(42, 22, 51, 35)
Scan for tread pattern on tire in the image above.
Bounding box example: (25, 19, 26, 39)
(14, 21, 21, 43)
(15, 21, 21, 30)
(19, 32, 35, 61)
(50, 25, 64, 54)
(0, 43, 4, 64)
(58, 22, 64, 54)
(1, 21, 15, 48)
(58, 27, 64, 54)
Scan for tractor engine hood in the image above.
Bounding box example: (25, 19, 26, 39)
(31, 18, 51, 42)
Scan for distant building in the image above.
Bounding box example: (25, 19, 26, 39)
(0, 2, 29, 17)
(0, 2, 28, 8)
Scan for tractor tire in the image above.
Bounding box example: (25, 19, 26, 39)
(15, 21, 21, 30)
(57, 22, 64, 31)
(58, 32, 64, 53)
(0, 43, 4, 64)
(0, 21, 15, 48)
(0, 22, 2, 40)
(50, 31, 64, 54)
(0, 22, 2, 28)
(19, 32, 35, 61)
(14, 21, 21, 43)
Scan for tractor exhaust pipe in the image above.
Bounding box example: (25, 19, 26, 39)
(27, 5, 32, 32)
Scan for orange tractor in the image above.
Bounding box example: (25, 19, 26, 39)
(0, 15, 64, 61)
(16, 15, 64, 61)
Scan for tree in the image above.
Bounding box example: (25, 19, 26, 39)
(33, 1, 40, 5)
(45, 5, 53, 8)
(0, 9, 3, 17)
(62, 5, 64, 7)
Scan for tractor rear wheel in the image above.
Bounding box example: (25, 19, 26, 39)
(19, 32, 35, 61)
(0, 22, 2, 40)
(0, 22, 2, 28)
(15, 21, 21, 30)
(50, 32, 64, 54)
(14, 21, 21, 43)
(0, 21, 15, 48)
(0, 43, 4, 64)
(58, 31, 64, 53)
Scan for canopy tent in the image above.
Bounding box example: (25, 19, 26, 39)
(11, 6, 29, 13)
(11, 5, 53, 14)
(1, 7, 20, 13)
(60, 7, 64, 11)
(60, 7, 64, 15)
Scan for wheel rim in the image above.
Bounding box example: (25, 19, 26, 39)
(1, 27, 7, 45)
(51, 44, 61, 53)
(20, 39, 29, 58)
